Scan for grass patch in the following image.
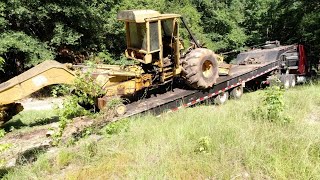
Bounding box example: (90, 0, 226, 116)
(4, 110, 58, 129)
(3, 83, 320, 179)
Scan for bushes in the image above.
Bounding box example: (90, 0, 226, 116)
(0, 0, 320, 82)
(252, 86, 291, 124)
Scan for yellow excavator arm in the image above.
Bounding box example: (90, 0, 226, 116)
(0, 60, 75, 105)
(0, 60, 76, 125)
(0, 60, 152, 125)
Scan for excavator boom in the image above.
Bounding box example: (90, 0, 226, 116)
(0, 59, 152, 125)
(0, 60, 75, 105)
(0, 60, 75, 125)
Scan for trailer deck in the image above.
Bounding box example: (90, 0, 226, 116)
(121, 60, 280, 119)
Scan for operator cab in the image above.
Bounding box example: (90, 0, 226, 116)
(117, 10, 183, 81)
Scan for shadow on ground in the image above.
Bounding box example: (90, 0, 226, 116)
(2, 116, 59, 131)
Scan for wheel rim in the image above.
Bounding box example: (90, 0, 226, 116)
(235, 87, 242, 97)
(284, 79, 290, 89)
(215, 92, 228, 104)
(220, 93, 227, 102)
(202, 60, 213, 78)
(115, 104, 126, 116)
(291, 79, 296, 87)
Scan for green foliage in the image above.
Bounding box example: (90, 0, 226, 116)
(79, 127, 96, 139)
(84, 141, 98, 158)
(0, 128, 5, 138)
(51, 85, 70, 98)
(51, 67, 103, 145)
(194, 136, 211, 153)
(95, 51, 134, 66)
(0, 56, 5, 71)
(4, 84, 320, 179)
(265, 86, 284, 120)
(0, 0, 319, 80)
(252, 86, 291, 124)
(0, 142, 12, 166)
(51, 117, 68, 146)
(74, 67, 104, 102)
(59, 97, 90, 119)
(56, 150, 75, 168)
(192, 0, 248, 51)
(0, 143, 12, 155)
(0, 31, 54, 71)
(50, 23, 83, 46)
(103, 119, 130, 136)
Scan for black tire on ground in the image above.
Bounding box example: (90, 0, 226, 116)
(182, 48, 218, 89)
(214, 91, 229, 105)
(230, 86, 243, 99)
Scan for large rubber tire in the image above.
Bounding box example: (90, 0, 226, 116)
(182, 48, 218, 89)
(230, 86, 243, 99)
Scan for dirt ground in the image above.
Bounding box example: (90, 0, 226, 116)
(0, 97, 107, 170)
(18, 97, 64, 111)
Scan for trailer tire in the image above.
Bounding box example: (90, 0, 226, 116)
(280, 75, 290, 89)
(290, 75, 296, 87)
(230, 86, 243, 99)
(214, 92, 229, 105)
(182, 48, 218, 89)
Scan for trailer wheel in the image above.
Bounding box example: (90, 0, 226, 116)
(230, 86, 243, 99)
(214, 92, 229, 105)
(290, 75, 296, 87)
(280, 75, 290, 89)
(284, 78, 290, 89)
(182, 48, 218, 89)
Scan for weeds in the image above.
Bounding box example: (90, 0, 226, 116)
(56, 150, 75, 168)
(0, 129, 5, 138)
(4, 83, 320, 179)
(51, 64, 103, 145)
(51, 85, 70, 98)
(252, 86, 291, 124)
(194, 136, 211, 153)
(103, 119, 129, 137)
(50, 117, 69, 146)
(84, 141, 98, 158)
(0, 128, 12, 166)
(0, 144, 12, 166)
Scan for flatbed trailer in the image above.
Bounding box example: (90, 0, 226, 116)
(119, 43, 310, 119)
(120, 60, 280, 119)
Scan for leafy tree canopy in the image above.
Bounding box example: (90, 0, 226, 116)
(0, 0, 319, 80)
